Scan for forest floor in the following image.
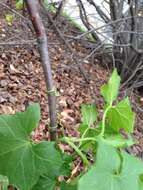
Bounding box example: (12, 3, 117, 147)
(0, 1, 143, 159)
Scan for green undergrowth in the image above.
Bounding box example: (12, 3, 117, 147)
(0, 69, 143, 190)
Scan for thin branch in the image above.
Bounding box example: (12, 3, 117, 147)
(25, 0, 57, 140)
(128, 0, 135, 45)
(71, 16, 143, 40)
(0, 40, 60, 47)
(41, 4, 90, 83)
(0, 40, 37, 46)
(53, 0, 66, 19)
(76, 0, 101, 42)
(86, 0, 110, 23)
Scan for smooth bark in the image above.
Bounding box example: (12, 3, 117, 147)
(25, 0, 57, 140)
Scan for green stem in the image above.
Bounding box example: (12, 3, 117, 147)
(100, 103, 112, 136)
(81, 127, 90, 139)
(69, 137, 97, 143)
(61, 137, 89, 166)
(79, 127, 90, 147)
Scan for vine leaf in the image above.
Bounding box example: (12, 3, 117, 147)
(33, 153, 73, 190)
(31, 175, 56, 190)
(97, 123, 135, 147)
(79, 104, 97, 136)
(81, 104, 97, 126)
(103, 133, 135, 147)
(101, 69, 120, 104)
(78, 140, 143, 190)
(0, 104, 63, 190)
(107, 97, 135, 133)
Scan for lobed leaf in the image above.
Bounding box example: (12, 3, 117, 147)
(107, 97, 135, 133)
(101, 69, 121, 104)
(0, 104, 63, 190)
(78, 140, 143, 190)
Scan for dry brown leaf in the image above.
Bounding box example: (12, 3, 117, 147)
(60, 109, 74, 122)
(10, 64, 20, 73)
(0, 105, 15, 114)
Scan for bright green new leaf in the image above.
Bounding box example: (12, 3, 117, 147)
(0, 104, 63, 190)
(107, 97, 135, 133)
(81, 104, 97, 126)
(0, 175, 9, 190)
(101, 69, 121, 104)
(5, 14, 14, 26)
(78, 141, 143, 190)
(16, 0, 24, 10)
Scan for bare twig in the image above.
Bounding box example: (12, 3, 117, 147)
(86, 0, 110, 23)
(41, 4, 90, 83)
(53, 0, 66, 19)
(0, 40, 37, 46)
(70, 16, 143, 40)
(0, 40, 60, 47)
(76, 0, 101, 42)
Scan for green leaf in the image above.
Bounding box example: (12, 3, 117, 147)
(139, 174, 143, 190)
(81, 104, 97, 126)
(59, 154, 73, 176)
(33, 153, 73, 190)
(16, 0, 24, 10)
(5, 14, 14, 26)
(78, 124, 88, 136)
(101, 69, 121, 104)
(0, 104, 63, 190)
(32, 175, 56, 190)
(78, 126, 99, 152)
(33, 141, 63, 176)
(0, 175, 9, 190)
(98, 123, 135, 147)
(78, 140, 143, 190)
(103, 134, 135, 147)
(107, 97, 135, 133)
(61, 182, 78, 190)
